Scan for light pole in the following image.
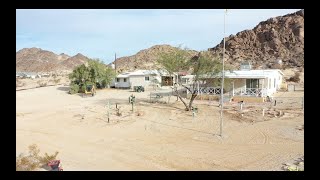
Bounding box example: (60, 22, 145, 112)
(219, 9, 227, 137)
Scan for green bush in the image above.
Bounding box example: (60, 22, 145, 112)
(101, 79, 107, 88)
(79, 84, 86, 93)
(68, 59, 116, 91)
(69, 84, 79, 94)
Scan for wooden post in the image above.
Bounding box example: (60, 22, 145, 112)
(107, 100, 110, 123)
(239, 102, 244, 112)
(114, 53, 117, 73)
(232, 81, 234, 97)
(262, 109, 265, 117)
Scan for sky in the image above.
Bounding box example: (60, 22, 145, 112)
(16, 9, 301, 64)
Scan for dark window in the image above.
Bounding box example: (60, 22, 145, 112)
(124, 78, 127, 82)
(145, 76, 149, 81)
(246, 79, 259, 88)
(116, 78, 120, 82)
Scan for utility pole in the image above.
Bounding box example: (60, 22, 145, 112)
(114, 53, 117, 73)
(219, 9, 227, 137)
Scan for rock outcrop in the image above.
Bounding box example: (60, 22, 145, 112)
(208, 10, 304, 69)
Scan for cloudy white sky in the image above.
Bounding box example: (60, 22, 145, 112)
(16, 9, 300, 64)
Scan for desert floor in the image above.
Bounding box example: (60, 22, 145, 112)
(16, 85, 304, 171)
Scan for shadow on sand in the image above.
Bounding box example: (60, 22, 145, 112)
(57, 86, 70, 92)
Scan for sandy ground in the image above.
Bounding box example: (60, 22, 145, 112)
(16, 76, 70, 90)
(16, 85, 304, 171)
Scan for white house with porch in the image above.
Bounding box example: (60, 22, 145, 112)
(224, 69, 284, 97)
(180, 63, 284, 98)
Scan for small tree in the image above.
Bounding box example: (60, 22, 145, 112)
(68, 59, 116, 93)
(157, 47, 226, 111)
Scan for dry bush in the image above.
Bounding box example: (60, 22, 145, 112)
(37, 80, 47, 87)
(54, 78, 61, 85)
(297, 67, 304, 72)
(288, 72, 300, 82)
(16, 144, 59, 171)
(16, 79, 25, 88)
(16, 79, 20, 88)
(271, 63, 282, 69)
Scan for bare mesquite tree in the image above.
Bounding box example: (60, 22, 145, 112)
(157, 47, 225, 111)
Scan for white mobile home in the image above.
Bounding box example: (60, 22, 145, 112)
(180, 65, 284, 98)
(223, 69, 284, 97)
(114, 70, 162, 89)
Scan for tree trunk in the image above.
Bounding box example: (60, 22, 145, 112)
(174, 88, 190, 111)
(188, 92, 198, 110)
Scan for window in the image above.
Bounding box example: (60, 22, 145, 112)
(246, 79, 259, 88)
(124, 78, 127, 82)
(145, 76, 149, 81)
(116, 78, 120, 82)
(274, 78, 276, 88)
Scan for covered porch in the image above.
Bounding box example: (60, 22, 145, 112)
(232, 78, 269, 97)
(184, 78, 272, 98)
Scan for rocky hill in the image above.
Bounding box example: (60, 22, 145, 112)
(113, 45, 198, 73)
(208, 10, 304, 69)
(60, 53, 89, 70)
(17, 10, 304, 73)
(113, 10, 304, 72)
(16, 48, 90, 72)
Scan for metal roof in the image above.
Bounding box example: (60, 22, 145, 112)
(183, 69, 284, 79)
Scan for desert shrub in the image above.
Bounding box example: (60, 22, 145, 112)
(101, 79, 107, 88)
(37, 80, 47, 87)
(54, 78, 61, 85)
(16, 79, 21, 88)
(79, 84, 86, 93)
(16, 79, 26, 88)
(271, 63, 282, 69)
(37, 151, 59, 166)
(40, 83, 47, 87)
(69, 83, 79, 94)
(16, 144, 59, 171)
(289, 72, 300, 82)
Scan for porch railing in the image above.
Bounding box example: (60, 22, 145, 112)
(184, 86, 268, 97)
(235, 88, 267, 97)
(185, 86, 221, 95)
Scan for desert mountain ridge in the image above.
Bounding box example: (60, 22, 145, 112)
(16, 48, 91, 73)
(16, 9, 304, 73)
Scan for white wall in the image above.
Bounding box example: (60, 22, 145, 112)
(130, 76, 147, 87)
(115, 74, 161, 89)
(264, 71, 283, 96)
(115, 78, 130, 88)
